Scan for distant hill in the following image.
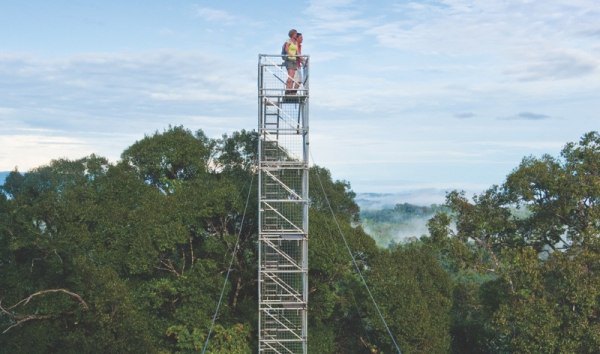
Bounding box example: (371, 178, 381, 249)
(0, 171, 9, 185)
(355, 191, 447, 247)
(359, 202, 449, 248)
(355, 190, 448, 210)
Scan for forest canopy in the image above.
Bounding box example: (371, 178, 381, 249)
(0, 128, 598, 353)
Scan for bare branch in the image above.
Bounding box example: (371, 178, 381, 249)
(30, 258, 41, 273)
(189, 236, 195, 268)
(472, 236, 515, 294)
(2, 314, 53, 334)
(0, 289, 88, 334)
(181, 247, 186, 275)
(7, 289, 88, 311)
(53, 249, 64, 264)
(157, 258, 181, 277)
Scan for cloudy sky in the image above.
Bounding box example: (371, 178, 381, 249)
(1, 0, 599, 198)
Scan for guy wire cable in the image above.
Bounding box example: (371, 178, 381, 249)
(310, 151, 402, 354)
(201, 169, 255, 354)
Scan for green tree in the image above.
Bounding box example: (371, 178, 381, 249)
(427, 131, 600, 353)
(121, 126, 213, 193)
(368, 243, 453, 354)
(310, 166, 360, 222)
(0, 128, 256, 352)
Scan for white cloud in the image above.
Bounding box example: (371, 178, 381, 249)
(461, 140, 565, 151)
(504, 49, 598, 81)
(194, 6, 237, 23)
(455, 112, 475, 119)
(365, 1, 600, 81)
(302, 0, 600, 116)
(499, 112, 552, 121)
(158, 27, 174, 35)
(305, 0, 373, 35)
(148, 90, 237, 103)
(0, 107, 16, 115)
(0, 50, 260, 170)
(0, 51, 254, 115)
(0, 134, 93, 171)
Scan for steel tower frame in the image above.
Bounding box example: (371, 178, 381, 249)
(257, 54, 309, 353)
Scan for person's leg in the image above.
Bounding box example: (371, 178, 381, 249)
(286, 68, 296, 93)
(294, 69, 301, 90)
(286, 68, 293, 89)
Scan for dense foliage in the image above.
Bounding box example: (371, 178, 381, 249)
(1, 128, 597, 353)
(0, 126, 451, 353)
(426, 131, 600, 353)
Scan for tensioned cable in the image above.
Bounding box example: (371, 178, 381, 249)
(316, 190, 375, 347)
(347, 279, 376, 348)
(201, 170, 255, 354)
(310, 152, 402, 354)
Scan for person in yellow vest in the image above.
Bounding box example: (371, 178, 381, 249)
(284, 29, 298, 94)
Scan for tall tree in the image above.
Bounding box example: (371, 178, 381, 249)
(427, 131, 600, 353)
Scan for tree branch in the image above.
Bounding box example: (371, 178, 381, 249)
(156, 258, 181, 277)
(2, 314, 53, 334)
(181, 246, 186, 275)
(7, 289, 88, 311)
(472, 235, 515, 294)
(189, 236, 195, 268)
(0, 289, 88, 334)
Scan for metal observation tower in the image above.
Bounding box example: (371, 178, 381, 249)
(257, 54, 309, 353)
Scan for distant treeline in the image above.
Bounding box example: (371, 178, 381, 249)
(361, 202, 449, 223)
(360, 203, 450, 247)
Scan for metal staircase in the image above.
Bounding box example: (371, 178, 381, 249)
(258, 54, 309, 353)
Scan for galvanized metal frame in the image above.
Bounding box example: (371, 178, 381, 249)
(258, 54, 309, 354)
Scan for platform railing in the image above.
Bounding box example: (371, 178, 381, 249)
(259, 54, 309, 97)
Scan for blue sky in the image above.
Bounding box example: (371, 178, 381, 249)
(1, 0, 599, 199)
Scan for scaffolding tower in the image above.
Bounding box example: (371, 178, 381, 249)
(258, 54, 309, 353)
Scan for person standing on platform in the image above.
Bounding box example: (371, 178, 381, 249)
(284, 29, 298, 94)
(294, 33, 304, 92)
